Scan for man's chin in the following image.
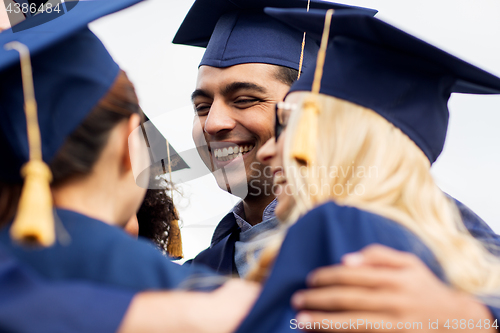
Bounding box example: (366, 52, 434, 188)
(213, 172, 249, 199)
(196, 147, 215, 172)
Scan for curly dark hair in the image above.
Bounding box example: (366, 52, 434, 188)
(136, 178, 179, 256)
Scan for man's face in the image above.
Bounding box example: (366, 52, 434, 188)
(192, 63, 291, 199)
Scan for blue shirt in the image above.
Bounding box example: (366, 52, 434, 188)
(232, 199, 278, 232)
(233, 199, 279, 277)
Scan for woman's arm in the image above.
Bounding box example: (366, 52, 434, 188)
(119, 279, 260, 333)
(1, 246, 259, 333)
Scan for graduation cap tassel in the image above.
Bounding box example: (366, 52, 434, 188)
(291, 9, 334, 166)
(167, 207, 183, 259)
(5, 42, 55, 247)
(291, 99, 321, 165)
(296, 0, 311, 80)
(165, 139, 183, 259)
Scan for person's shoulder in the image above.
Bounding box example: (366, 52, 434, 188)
(288, 201, 438, 263)
(55, 209, 148, 249)
(210, 211, 240, 246)
(43, 209, 169, 262)
(56, 209, 214, 288)
(0, 209, 184, 288)
(292, 201, 398, 234)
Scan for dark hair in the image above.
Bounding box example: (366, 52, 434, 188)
(137, 178, 178, 255)
(50, 70, 141, 185)
(0, 183, 22, 228)
(274, 66, 300, 86)
(0, 70, 141, 226)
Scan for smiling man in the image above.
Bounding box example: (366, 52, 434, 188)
(191, 63, 291, 222)
(173, 0, 377, 276)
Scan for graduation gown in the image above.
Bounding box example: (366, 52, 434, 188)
(186, 212, 240, 276)
(453, 199, 500, 255)
(0, 244, 132, 333)
(186, 197, 500, 276)
(235, 201, 499, 333)
(0, 209, 216, 291)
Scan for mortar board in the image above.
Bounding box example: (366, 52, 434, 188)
(173, 0, 377, 71)
(0, 0, 143, 246)
(137, 116, 190, 188)
(0, 0, 145, 182)
(265, 8, 500, 163)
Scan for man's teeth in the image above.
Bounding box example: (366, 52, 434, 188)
(213, 145, 254, 161)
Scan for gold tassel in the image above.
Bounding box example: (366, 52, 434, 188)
(5, 42, 55, 247)
(165, 139, 183, 259)
(291, 98, 321, 165)
(166, 208, 183, 259)
(296, 0, 311, 80)
(290, 9, 335, 166)
(11, 161, 54, 246)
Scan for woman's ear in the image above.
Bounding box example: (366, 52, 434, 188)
(122, 115, 150, 187)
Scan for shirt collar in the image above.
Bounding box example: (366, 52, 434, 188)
(232, 199, 278, 233)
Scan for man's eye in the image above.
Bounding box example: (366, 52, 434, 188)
(194, 104, 210, 115)
(234, 98, 260, 106)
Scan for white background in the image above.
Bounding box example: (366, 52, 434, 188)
(90, 0, 500, 261)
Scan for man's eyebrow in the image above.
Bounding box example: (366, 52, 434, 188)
(222, 82, 267, 96)
(191, 89, 211, 101)
(191, 82, 267, 101)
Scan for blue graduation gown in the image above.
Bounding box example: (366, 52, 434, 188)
(186, 212, 240, 276)
(0, 244, 132, 333)
(0, 209, 216, 291)
(236, 201, 447, 332)
(486, 306, 500, 327)
(186, 197, 500, 275)
(453, 199, 500, 255)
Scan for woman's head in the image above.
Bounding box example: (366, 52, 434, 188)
(0, 70, 148, 227)
(51, 70, 142, 185)
(258, 10, 500, 225)
(0, 21, 154, 231)
(50, 69, 148, 226)
(0, 0, 148, 245)
(258, 90, 500, 295)
(291, 91, 433, 217)
(259, 91, 432, 222)
(253, 9, 500, 295)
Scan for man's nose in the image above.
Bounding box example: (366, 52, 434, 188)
(203, 101, 237, 136)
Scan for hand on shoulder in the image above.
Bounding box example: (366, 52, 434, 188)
(291, 245, 497, 332)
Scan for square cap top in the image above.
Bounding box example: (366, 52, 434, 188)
(173, 0, 377, 70)
(0, 0, 144, 182)
(266, 8, 500, 163)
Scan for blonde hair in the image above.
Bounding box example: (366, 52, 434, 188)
(249, 92, 500, 296)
